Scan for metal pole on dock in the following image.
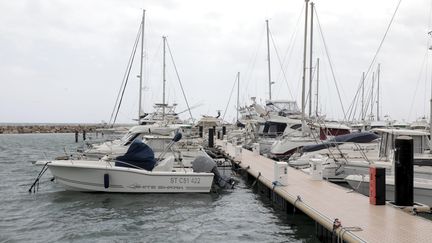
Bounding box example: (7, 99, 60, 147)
(83, 130, 86, 141)
(75, 131, 78, 143)
(208, 128, 214, 148)
(394, 136, 414, 206)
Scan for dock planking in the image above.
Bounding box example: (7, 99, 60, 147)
(217, 140, 432, 243)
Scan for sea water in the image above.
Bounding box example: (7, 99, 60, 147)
(0, 133, 318, 242)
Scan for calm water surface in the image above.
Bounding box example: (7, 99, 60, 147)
(0, 133, 318, 242)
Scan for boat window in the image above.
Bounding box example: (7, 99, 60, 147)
(290, 124, 302, 130)
(123, 133, 141, 146)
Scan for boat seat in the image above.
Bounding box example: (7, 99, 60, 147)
(153, 156, 175, 172)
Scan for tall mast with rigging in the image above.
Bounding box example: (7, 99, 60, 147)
(138, 9, 146, 123)
(308, 2, 314, 117)
(237, 72, 240, 122)
(266, 19, 272, 101)
(315, 58, 320, 117)
(301, 0, 309, 134)
(162, 36, 167, 120)
(377, 64, 380, 121)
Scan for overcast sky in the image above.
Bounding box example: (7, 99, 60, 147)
(1, 0, 432, 124)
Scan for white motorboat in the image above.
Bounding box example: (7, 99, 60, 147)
(44, 158, 214, 193)
(345, 174, 432, 207)
(270, 122, 351, 160)
(288, 129, 432, 182)
(32, 138, 227, 193)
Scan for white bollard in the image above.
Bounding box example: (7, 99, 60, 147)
(310, 158, 323, 180)
(252, 143, 260, 156)
(274, 161, 288, 186)
(235, 146, 242, 161)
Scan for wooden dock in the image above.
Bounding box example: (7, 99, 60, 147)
(216, 140, 432, 243)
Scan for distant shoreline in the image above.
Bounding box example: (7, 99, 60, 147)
(0, 124, 131, 134)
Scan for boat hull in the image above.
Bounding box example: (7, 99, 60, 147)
(47, 160, 214, 193)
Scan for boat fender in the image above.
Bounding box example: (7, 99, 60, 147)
(104, 173, 109, 189)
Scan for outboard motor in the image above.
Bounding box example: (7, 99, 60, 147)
(192, 156, 235, 189)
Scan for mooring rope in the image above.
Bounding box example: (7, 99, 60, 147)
(292, 195, 302, 215)
(250, 172, 261, 189)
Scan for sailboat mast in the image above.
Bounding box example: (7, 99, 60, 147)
(315, 58, 320, 117)
(371, 72, 375, 119)
(308, 2, 314, 117)
(162, 36, 167, 120)
(138, 9, 146, 123)
(301, 0, 309, 134)
(237, 72, 240, 122)
(428, 32, 432, 151)
(377, 63, 380, 121)
(266, 19, 272, 101)
(361, 72, 365, 121)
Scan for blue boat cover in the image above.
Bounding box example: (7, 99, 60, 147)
(115, 139, 156, 171)
(302, 132, 379, 153)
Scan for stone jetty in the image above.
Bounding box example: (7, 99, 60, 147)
(0, 124, 105, 134)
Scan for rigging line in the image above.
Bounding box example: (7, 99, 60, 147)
(273, 4, 304, 99)
(109, 23, 142, 126)
(243, 25, 265, 103)
(408, 47, 429, 119)
(280, 4, 305, 72)
(304, 61, 318, 113)
(351, 76, 366, 121)
(222, 74, 240, 122)
(344, 73, 362, 120)
(112, 24, 142, 126)
(314, 7, 347, 121)
(346, 76, 363, 121)
(408, 0, 432, 120)
(165, 38, 194, 122)
(269, 29, 295, 100)
(146, 40, 163, 104)
(349, 0, 403, 114)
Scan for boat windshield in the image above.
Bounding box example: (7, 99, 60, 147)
(120, 132, 141, 146)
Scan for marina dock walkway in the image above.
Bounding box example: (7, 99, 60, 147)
(217, 140, 432, 243)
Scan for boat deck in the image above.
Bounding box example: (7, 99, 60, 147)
(217, 140, 432, 243)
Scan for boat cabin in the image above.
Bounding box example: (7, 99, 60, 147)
(375, 128, 430, 159)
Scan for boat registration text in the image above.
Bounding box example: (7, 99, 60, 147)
(170, 177, 201, 184)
